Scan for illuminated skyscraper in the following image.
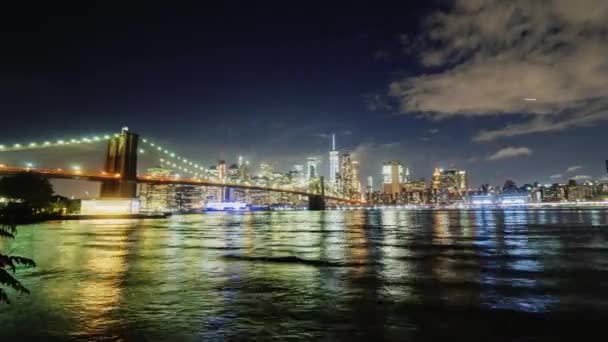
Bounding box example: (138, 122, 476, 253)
(329, 133, 340, 184)
(431, 168, 468, 203)
(436, 169, 467, 192)
(217, 160, 227, 181)
(382, 160, 403, 199)
(431, 168, 441, 190)
(175, 185, 205, 212)
(291, 164, 305, 183)
(260, 162, 273, 178)
(307, 157, 319, 180)
(340, 153, 354, 198)
(218, 160, 227, 201)
(367, 176, 373, 196)
(352, 160, 362, 198)
(139, 167, 176, 212)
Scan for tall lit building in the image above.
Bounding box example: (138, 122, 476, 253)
(456, 170, 467, 191)
(217, 160, 227, 181)
(139, 167, 176, 212)
(367, 176, 373, 198)
(340, 153, 354, 198)
(431, 168, 441, 190)
(218, 160, 227, 201)
(383, 160, 403, 198)
(237, 156, 249, 180)
(260, 162, 273, 178)
(437, 169, 467, 192)
(175, 185, 205, 211)
(352, 160, 362, 196)
(431, 168, 468, 203)
(291, 164, 305, 184)
(307, 157, 319, 180)
(329, 133, 340, 184)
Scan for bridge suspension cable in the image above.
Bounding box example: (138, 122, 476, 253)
(0, 133, 118, 152)
(139, 137, 210, 178)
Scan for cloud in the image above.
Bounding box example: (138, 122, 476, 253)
(364, 93, 394, 112)
(312, 133, 331, 139)
(390, 0, 608, 141)
(550, 174, 562, 179)
(566, 165, 584, 173)
(378, 142, 401, 149)
(487, 146, 532, 161)
(571, 175, 592, 181)
(428, 128, 440, 134)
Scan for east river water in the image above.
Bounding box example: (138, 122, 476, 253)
(1, 209, 608, 340)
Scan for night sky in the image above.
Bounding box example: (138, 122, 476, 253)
(1, 1, 607, 197)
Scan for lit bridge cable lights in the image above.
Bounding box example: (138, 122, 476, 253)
(139, 137, 210, 178)
(0, 133, 117, 152)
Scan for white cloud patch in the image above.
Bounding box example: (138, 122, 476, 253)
(566, 165, 584, 173)
(487, 146, 532, 161)
(391, 0, 608, 141)
(571, 175, 592, 181)
(428, 128, 440, 134)
(364, 93, 394, 112)
(550, 173, 562, 179)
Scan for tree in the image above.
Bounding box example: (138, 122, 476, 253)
(0, 172, 54, 209)
(0, 208, 36, 304)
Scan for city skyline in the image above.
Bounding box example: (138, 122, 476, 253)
(2, 1, 608, 194)
(1, 128, 607, 199)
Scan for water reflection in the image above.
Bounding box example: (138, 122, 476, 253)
(1, 209, 608, 340)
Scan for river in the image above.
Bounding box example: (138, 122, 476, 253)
(1, 209, 608, 340)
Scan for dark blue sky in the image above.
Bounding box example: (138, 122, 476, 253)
(1, 1, 607, 196)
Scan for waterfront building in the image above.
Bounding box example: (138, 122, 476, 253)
(542, 184, 567, 202)
(139, 167, 176, 212)
(383, 160, 404, 200)
(431, 168, 468, 203)
(402, 179, 427, 204)
(175, 185, 205, 211)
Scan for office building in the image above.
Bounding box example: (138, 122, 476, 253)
(307, 157, 319, 180)
(383, 160, 404, 199)
(340, 153, 354, 198)
(139, 167, 176, 212)
(329, 133, 340, 184)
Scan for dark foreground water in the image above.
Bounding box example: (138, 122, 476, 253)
(2, 209, 608, 341)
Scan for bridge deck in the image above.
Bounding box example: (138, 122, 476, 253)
(0, 165, 363, 204)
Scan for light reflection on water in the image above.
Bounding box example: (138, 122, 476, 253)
(1, 209, 608, 340)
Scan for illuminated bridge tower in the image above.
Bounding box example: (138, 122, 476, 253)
(308, 176, 326, 211)
(100, 127, 139, 198)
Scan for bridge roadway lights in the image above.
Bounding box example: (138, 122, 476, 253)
(308, 195, 326, 211)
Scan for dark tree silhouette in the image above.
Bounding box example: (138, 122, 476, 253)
(0, 172, 54, 209)
(0, 209, 36, 304)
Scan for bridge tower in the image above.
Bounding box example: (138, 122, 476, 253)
(100, 127, 139, 198)
(308, 176, 326, 211)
